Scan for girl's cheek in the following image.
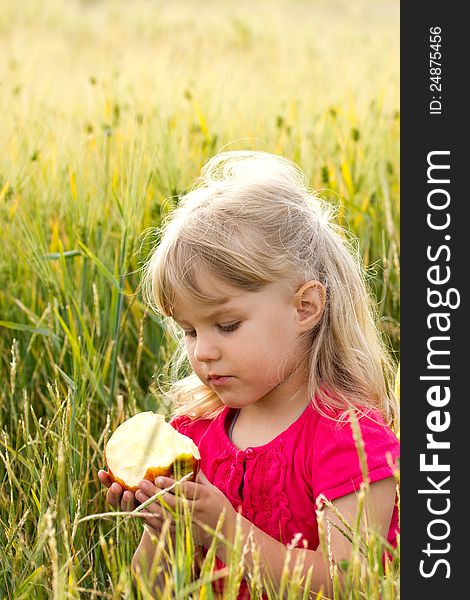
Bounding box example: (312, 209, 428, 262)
(187, 353, 199, 371)
(185, 342, 195, 360)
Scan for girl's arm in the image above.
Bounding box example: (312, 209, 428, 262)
(218, 477, 397, 596)
(132, 526, 205, 594)
(132, 526, 181, 595)
(131, 528, 165, 595)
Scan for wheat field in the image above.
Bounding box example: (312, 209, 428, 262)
(0, 0, 399, 598)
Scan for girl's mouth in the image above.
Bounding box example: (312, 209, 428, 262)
(209, 376, 233, 386)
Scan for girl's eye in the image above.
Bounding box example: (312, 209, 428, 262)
(218, 322, 241, 333)
(182, 322, 241, 337)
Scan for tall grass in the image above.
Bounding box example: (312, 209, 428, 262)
(0, 0, 399, 597)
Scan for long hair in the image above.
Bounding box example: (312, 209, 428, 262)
(143, 151, 398, 428)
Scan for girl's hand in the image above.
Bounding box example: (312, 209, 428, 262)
(134, 480, 177, 540)
(136, 470, 236, 548)
(98, 469, 138, 511)
(99, 469, 176, 543)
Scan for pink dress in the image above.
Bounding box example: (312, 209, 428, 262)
(171, 402, 399, 598)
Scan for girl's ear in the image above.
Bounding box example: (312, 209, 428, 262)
(294, 280, 326, 331)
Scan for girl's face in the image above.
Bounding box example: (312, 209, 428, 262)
(171, 272, 318, 411)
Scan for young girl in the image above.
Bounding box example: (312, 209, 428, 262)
(99, 151, 399, 597)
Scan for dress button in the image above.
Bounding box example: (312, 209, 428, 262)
(245, 448, 254, 458)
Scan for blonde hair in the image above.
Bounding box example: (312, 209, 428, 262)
(143, 151, 398, 428)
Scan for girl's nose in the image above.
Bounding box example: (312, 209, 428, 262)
(193, 335, 221, 362)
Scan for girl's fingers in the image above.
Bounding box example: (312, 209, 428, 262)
(136, 490, 175, 524)
(137, 480, 178, 510)
(99, 471, 127, 509)
(178, 480, 199, 500)
(121, 490, 136, 511)
(141, 509, 177, 535)
(142, 510, 162, 528)
(137, 499, 167, 530)
(136, 489, 163, 510)
(98, 470, 113, 488)
(106, 482, 124, 508)
(99, 470, 139, 512)
(155, 477, 199, 501)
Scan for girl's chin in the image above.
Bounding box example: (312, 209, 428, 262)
(219, 396, 256, 409)
(218, 397, 243, 409)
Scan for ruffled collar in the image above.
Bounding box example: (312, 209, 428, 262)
(216, 403, 313, 457)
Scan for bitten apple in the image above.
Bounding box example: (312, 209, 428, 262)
(104, 412, 200, 491)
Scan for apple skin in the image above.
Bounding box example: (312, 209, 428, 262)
(105, 449, 201, 492)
